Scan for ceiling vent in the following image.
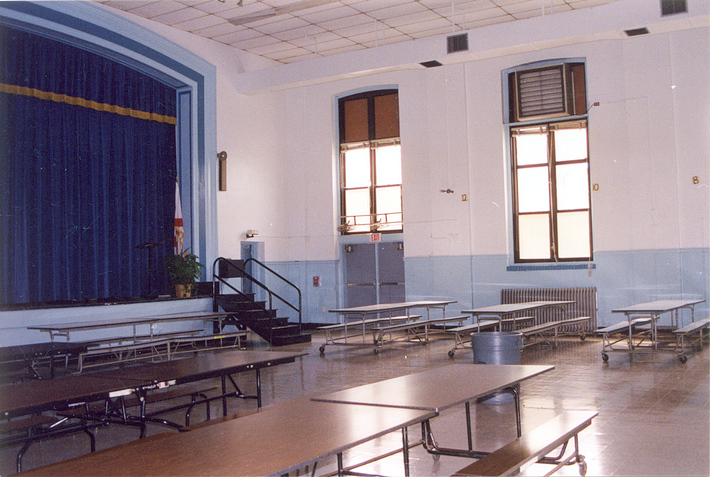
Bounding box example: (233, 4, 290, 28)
(661, 0, 687, 16)
(420, 60, 442, 68)
(447, 33, 468, 54)
(624, 27, 650, 36)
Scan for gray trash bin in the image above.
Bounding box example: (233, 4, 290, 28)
(471, 331, 523, 365)
(471, 331, 523, 403)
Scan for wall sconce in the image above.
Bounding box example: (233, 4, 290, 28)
(218, 151, 227, 191)
(246, 229, 258, 238)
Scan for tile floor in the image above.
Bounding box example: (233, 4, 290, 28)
(1, 331, 708, 476)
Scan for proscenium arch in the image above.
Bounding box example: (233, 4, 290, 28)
(0, 1, 218, 272)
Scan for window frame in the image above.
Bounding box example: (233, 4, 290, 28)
(505, 59, 593, 264)
(338, 89, 402, 235)
(510, 120, 593, 263)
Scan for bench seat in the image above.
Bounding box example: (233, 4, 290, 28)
(319, 315, 417, 331)
(519, 316, 592, 348)
(447, 320, 498, 357)
(59, 383, 216, 428)
(674, 317, 710, 362)
(453, 410, 597, 477)
(373, 316, 467, 352)
(595, 317, 652, 335)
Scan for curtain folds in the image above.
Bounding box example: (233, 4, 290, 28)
(0, 26, 177, 305)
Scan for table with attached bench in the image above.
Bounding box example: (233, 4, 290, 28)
(321, 300, 457, 354)
(18, 399, 436, 477)
(2, 349, 305, 470)
(601, 299, 706, 362)
(27, 311, 246, 371)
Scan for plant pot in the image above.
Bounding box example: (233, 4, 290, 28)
(175, 284, 192, 298)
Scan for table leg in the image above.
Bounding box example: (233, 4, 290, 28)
(221, 375, 228, 417)
(402, 426, 410, 477)
(465, 401, 473, 450)
(255, 368, 262, 408)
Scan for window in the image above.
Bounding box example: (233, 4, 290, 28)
(507, 62, 592, 263)
(339, 90, 402, 234)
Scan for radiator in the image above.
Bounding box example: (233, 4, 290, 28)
(501, 287, 597, 332)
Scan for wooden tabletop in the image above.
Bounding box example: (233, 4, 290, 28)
(330, 300, 456, 315)
(0, 374, 145, 417)
(1, 350, 305, 418)
(27, 311, 232, 333)
(89, 349, 307, 386)
(312, 364, 554, 412)
(612, 299, 705, 314)
(19, 399, 437, 476)
(463, 301, 573, 316)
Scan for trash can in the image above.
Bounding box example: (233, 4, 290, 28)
(471, 331, 523, 365)
(471, 331, 523, 403)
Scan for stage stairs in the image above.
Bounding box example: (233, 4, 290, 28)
(212, 258, 311, 347)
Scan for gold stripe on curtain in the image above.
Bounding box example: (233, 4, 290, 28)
(0, 82, 177, 125)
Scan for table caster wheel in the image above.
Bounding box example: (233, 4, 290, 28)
(580, 333, 586, 341)
(578, 460, 588, 476)
(448, 350, 455, 358)
(601, 353, 609, 362)
(319, 345, 325, 354)
(679, 355, 687, 364)
(374, 348, 380, 355)
(432, 454, 440, 462)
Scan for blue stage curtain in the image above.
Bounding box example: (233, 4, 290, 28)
(0, 26, 177, 305)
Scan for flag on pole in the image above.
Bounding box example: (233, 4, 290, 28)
(174, 179, 184, 255)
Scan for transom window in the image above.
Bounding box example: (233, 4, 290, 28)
(339, 90, 402, 234)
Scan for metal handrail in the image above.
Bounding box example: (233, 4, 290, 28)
(244, 257, 302, 332)
(211, 258, 302, 337)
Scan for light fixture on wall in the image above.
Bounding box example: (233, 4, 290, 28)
(218, 151, 227, 191)
(246, 229, 258, 238)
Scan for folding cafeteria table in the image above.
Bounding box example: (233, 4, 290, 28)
(603, 299, 705, 361)
(86, 349, 307, 418)
(322, 300, 457, 353)
(312, 363, 554, 460)
(463, 301, 573, 330)
(18, 399, 436, 477)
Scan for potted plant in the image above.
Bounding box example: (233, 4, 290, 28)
(163, 250, 204, 298)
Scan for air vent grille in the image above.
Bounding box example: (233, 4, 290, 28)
(517, 66, 565, 118)
(661, 0, 687, 16)
(447, 33, 468, 54)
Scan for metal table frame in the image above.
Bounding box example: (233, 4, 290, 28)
(463, 301, 574, 331)
(322, 300, 456, 353)
(312, 363, 554, 461)
(604, 299, 705, 360)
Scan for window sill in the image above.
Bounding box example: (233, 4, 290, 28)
(507, 263, 596, 272)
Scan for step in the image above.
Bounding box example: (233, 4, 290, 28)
(271, 333, 312, 346)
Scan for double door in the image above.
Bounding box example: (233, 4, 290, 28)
(344, 242, 404, 308)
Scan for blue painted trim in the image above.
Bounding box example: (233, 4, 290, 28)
(507, 263, 597, 271)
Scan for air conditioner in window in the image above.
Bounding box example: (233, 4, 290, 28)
(510, 62, 586, 122)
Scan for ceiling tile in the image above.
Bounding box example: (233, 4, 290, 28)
(295, 5, 358, 23)
(271, 24, 328, 41)
(285, 30, 340, 46)
(102, 1, 158, 11)
(230, 34, 282, 50)
(124, 0, 186, 17)
(317, 12, 374, 30)
(173, 14, 227, 31)
(382, 10, 446, 28)
(396, 17, 453, 35)
(213, 27, 264, 44)
(150, 6, 205, 25)
(97, 0, 623, 65)
(193, 21, 241, 37)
